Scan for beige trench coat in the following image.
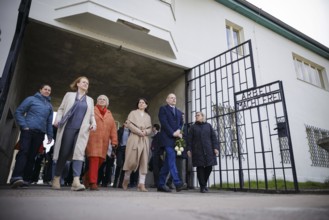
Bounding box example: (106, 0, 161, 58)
(53, 92, 96, 161)
(123, 110, 152, 174)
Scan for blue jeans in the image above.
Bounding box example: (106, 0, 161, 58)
(11, 129, 45, 183)
(158, 146, 182, 187)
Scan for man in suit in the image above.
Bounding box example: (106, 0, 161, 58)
(157, 93, 187, 192)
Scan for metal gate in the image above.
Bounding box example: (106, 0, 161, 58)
(186, 40, 298, 192)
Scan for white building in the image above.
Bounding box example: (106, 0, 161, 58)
(1, 0, 328, 190)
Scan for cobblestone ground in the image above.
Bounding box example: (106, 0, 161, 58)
(0, 185, 329, 220)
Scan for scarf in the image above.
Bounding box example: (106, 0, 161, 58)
(58, 93, 86, 128)
(96, 105, 107, 116)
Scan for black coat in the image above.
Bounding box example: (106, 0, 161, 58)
(187, 122, 219, 167)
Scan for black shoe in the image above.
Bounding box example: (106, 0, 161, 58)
(157, 185, 172, 193)
(204, 187, 209, 192)
(20, 181, 29, 188)
(11, 179, 24, 189)
(175, 183, 187, 192)
(166, 184, 174, 190)
(200, 187, 206, 193)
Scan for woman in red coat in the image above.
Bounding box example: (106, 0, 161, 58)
(84, 95, 118, 190)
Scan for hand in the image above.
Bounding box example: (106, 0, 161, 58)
(214, 149, 219, 156)
(173, 130, 182, 138)
(53, 122, 58, 128)
(47, 138, 53, 144)
(187, 151, 192, 158)
(23, 127, 29, 130)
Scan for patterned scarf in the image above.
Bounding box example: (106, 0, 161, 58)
(58, 93, 86, 128)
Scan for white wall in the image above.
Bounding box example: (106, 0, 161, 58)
(0, 0, 21, 75)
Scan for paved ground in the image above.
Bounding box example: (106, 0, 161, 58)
(0, 185, 328, 220)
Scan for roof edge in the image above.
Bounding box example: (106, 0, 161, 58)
(216, 0, 329, 60)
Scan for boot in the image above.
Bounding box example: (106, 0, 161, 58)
(122, 179, 129, 190)
(71, 176, 85, 191)
(90, 183, 99, 191)
(137, 183, 148, 192)
(52, 176, 61, 190)
(82, 174, 90, 188)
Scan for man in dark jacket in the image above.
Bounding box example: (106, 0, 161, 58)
(113, 122, 130, 188)
(157, 93, 187, 192)
(150, 124, 163, 187)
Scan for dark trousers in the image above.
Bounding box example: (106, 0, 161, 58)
(196, 166, 212, 189)
(151, 152, 163, 187)
(42, 152, 53, 183)
(113, 145, 126, 187)
(158, 146, 182, 187)
(31, 153, 45, 183)
(11, 130, 45, 182)
(55, 128, 83, 177)
(98, 155, 115, 186)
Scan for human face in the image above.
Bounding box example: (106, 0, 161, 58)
(40, 85, 51, 97)
(166, 94, 176, 106)
(97, 96, 107, 107)
(138, 99, 147, 111)
(77, 78, 89, 91)
(195, 112, 203, 122)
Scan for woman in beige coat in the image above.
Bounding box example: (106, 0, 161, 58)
(122, 98, 152, 192)
(84, 95, 118, 190)
(52, 76, 96, 191)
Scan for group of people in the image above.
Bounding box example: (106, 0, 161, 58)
(10, 76, 219, 193)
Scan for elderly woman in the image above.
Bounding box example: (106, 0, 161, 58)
(122, 98, 152, 192)
(10, 84, 53, 188)
(84, 95, 118, 190)
(52, 76, 96, 191)
(187, 112, 219, 193)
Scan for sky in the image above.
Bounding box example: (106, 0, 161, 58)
(246, 0, 329, 48)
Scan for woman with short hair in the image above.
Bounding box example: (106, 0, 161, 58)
(187, 111, 219, 193)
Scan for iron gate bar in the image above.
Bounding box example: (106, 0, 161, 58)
(278, 81, 299, 191)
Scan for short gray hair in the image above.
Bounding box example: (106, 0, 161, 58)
(196, 111, 206, 122)
(97, 94, 109, 107)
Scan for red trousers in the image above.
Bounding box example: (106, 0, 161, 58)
(87, 157, 104, 184)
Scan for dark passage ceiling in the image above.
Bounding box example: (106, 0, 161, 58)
(20, 21, 185, 118)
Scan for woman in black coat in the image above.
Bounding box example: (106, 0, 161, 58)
(187, 112, 219, 193)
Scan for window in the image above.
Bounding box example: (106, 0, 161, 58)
(293, 54, 329, 90)
(212, 103, 239, 159)
(305, 125, 329, 167)
(226, 20, 244, 50)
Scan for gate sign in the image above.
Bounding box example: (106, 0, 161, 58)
(235, 82, 282, 110)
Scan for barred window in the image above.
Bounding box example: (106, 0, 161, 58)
(305, 125, 329, 167)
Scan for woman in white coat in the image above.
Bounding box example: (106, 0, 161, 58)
(52, 76, 96, 191)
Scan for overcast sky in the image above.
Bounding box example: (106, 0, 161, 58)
(246, 0, 329, 48)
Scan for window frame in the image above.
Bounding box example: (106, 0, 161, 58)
(293, 54, 329, 90)
(225, 20, 244, 55)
